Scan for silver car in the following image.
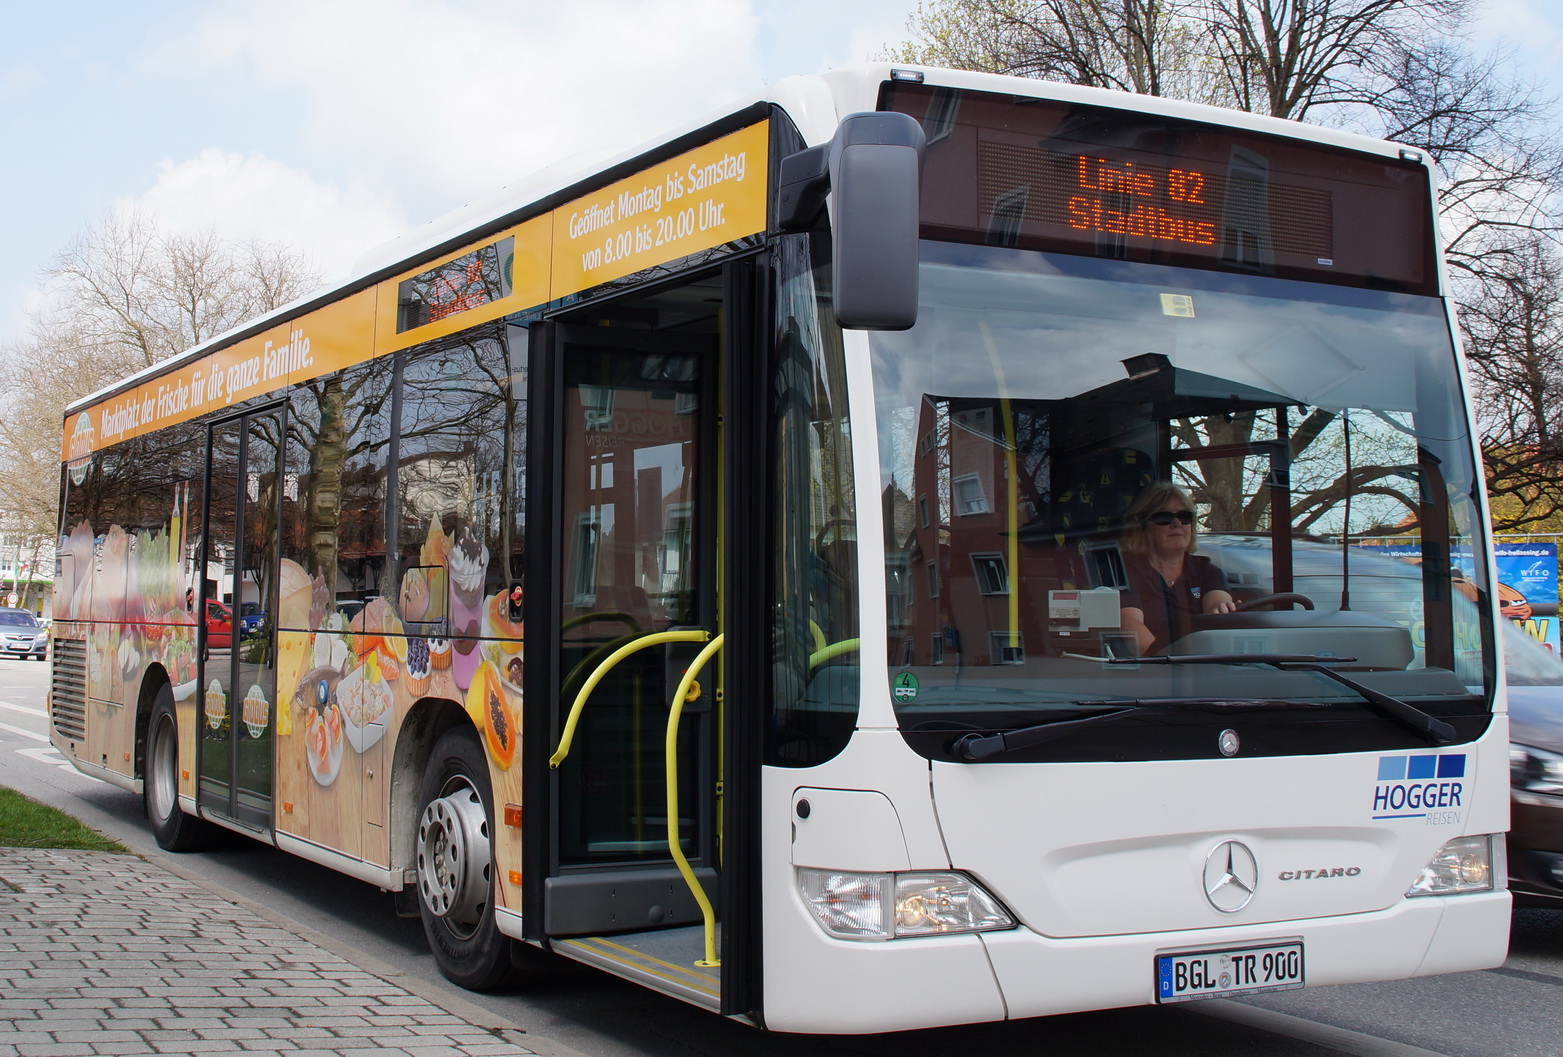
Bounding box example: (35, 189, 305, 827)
(0, 608, 47, 660)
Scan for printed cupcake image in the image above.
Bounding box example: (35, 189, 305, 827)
(405, 637, 432, 695)
(428, 635, 452, 670)
(447, 523, 489, 690)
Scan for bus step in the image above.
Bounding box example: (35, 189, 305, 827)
(553, 926, 720, 1010)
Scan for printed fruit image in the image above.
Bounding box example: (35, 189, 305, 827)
(466, 661, 517, 770)
(350, 597, 407, 662)
(486, 587, 524, 653)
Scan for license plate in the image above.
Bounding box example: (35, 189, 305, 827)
(1155, 942, 1304, 1003)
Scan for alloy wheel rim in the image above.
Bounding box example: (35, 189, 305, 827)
(150, 715, 177, 822)
(416, 779, 491, 934)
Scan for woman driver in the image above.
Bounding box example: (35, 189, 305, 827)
(1118, 482, 1235, 655)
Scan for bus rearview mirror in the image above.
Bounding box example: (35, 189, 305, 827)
(778, 111, 925, 331)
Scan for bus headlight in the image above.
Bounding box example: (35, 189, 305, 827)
(1406, 834, 1497, 896)
(797, 869, 1015, 940)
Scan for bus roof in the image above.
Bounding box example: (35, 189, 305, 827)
(64, 63, 1432, 422)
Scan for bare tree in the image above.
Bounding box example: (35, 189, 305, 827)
(889, 0, 1231, 104)
(1197, 0, 1467, 120)
(30, 210, 318, 382)
(888, 0, 1563, 528)
(0, 212, 319, 578)
(1461, 237, 1563, 529)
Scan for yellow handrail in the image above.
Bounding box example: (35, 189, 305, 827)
(807, 620, 826, 654)
(809, 637, 860, 668)
(549, 629, 710, 769)
(666, 633, 724, 967)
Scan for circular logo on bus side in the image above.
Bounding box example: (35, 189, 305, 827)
(892, 672, 920, 703)
(67, 412, 96, 485)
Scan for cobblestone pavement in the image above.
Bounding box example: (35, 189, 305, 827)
(0, 847, 545, 1056)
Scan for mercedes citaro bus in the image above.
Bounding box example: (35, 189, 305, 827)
(51, 65, 1508, 1032)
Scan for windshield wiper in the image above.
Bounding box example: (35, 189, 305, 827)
(952, 698, 1328, 762)
(1116, 653, 1458, 746)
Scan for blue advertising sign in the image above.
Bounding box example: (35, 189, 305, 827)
(1361, 541, 1559, 651)
(1494, 543, 1559, 650)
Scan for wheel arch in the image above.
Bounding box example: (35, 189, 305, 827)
(134, 664, 173, 783)
(390, 696, 478, 875)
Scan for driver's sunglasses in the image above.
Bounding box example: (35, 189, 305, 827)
(1147, 510, 1195, 526)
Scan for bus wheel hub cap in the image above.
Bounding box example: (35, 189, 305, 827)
(417, 786, 490, 921)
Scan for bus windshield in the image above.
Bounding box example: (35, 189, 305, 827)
(870, 241, 1495, 763)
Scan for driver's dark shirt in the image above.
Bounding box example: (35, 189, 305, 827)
(1122, 553, 1228, 654)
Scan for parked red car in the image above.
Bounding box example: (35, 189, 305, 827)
(205, 600, 233, 649)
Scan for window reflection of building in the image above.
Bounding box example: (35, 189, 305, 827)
(396, 329, 524, 604)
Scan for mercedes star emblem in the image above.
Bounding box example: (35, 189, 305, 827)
(1204, 840, 1258, 913)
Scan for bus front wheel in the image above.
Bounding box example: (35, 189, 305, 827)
(415, 729, 515, 991)
(144, 686, 208, 851)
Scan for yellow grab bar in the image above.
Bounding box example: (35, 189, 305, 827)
(809, 637, 860, 668)
(807, 620, 826, 653)
(549, 629, 710, 770)
(666, 633, 724, 967)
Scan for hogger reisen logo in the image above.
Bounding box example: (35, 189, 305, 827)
(1373, 753, 1466, 822)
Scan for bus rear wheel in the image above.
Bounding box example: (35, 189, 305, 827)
(415, 729, 516, 991)
(144, 686, 208, 851)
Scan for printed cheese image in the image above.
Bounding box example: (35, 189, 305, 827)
(276, 559, 314, 735)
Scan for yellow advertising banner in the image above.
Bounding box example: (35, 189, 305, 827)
(550, 122, 768, 299)
(66, 120, 770, 460)
(63, 289, 377, 461)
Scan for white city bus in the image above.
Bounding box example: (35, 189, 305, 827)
(50, 65, 1509, 1033)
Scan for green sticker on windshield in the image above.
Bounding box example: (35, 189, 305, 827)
(892, 671, 920, 703)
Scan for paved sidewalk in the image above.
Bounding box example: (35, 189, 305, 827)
(0, 847, 543, 1057)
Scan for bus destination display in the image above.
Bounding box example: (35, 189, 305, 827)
(979, 140, 1335, 264)
(1063, 153, 1218, 246)
(886, 82, 1433, 294)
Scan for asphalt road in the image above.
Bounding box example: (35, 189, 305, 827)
(2, 656, 1560, 1057)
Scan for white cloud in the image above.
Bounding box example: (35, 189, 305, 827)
(0, 61, 43, 99)
(126, 149, 407, 283)
(160, 0, 767, 204)
(1473, 0, 1563, 80)
(0, 0, 918, 352)
(758, 0, 915, 70)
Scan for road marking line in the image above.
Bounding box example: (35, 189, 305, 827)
(0, 699, 45, 717)
(15, 745, 93, 776)
(0, 720, 48, 742)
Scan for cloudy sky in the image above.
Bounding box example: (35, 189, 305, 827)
(2, 0, 1557, 353)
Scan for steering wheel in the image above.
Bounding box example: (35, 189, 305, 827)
(1234, 592, 1314, 612)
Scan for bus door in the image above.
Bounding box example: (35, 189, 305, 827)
(198, 408, 284, 831)
(528, 274, 727, 993)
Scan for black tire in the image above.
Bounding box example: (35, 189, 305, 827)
(144, 685, 208, 851)
(415, 728, 516, 991)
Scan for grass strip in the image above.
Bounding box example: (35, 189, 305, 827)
(0, 786, 128, 852)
